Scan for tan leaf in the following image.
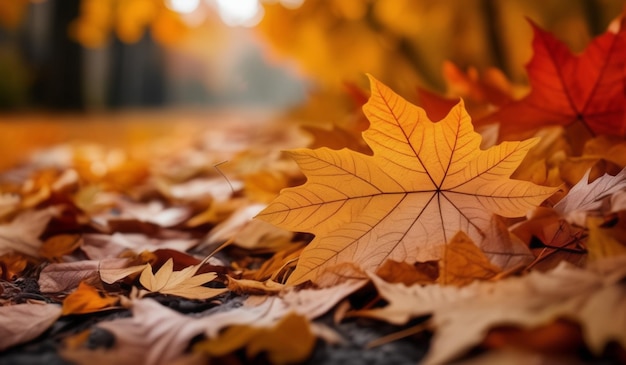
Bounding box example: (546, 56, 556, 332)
(227, 276, 285, 295)
(81, 233, 197, 260)
(0, 302, 62, 351)
(555, 167, 626, 226)
(62, 299, 218, 365)
(257, 75, 556, 285)
(356, 258, 626, 365)
(99, 260, 148, 285)
(139, 258, 226, 300)
(0, 206, 61, 256)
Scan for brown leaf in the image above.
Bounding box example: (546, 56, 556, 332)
(0, 252, 31, 280)
(483, 319, 584, 355)
(38, 260, 100, 293)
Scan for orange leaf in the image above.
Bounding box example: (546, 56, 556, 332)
(257, 75, 556, 285)
(62, 282, 118, 315)
(439, 231, 502, 286)
(480, 17, 626, 138)
(39, 234, 82, 261)
(193, 312, 316, 365)
(375, 259, 438, 286)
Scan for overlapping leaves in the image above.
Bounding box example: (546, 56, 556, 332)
(258, 75, 556, 284)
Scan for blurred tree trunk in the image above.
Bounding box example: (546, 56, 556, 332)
(108, 33, 166, 108)
(32, 0, 83, 110)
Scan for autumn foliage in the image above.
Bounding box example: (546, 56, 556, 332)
(1, 5, 626, 365)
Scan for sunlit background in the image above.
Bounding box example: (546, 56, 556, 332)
(0, 0, 623, 167)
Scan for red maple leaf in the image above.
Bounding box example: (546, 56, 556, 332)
(480, 16, 626, 138)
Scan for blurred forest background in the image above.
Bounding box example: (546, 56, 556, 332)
(0, 0, 623, 166)
(0, 0, 623, 110)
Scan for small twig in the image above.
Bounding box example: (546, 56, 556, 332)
(366, 320, 432, 349)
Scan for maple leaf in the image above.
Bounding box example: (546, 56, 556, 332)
(138, 258, 226, 300)
(480, 17, 626, 138)
(257, 75, 556, 285)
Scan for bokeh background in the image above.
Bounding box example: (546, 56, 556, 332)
(0, 0, 623, 167)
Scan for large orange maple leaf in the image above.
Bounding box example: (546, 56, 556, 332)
(480, 17, 626, 138)
(257, 76, 556, 285)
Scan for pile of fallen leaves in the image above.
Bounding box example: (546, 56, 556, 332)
(2, 10, 626, 365)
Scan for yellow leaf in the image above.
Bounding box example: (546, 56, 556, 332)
(194, 312, 316, 365)
(62, 282, 118, 315)
(139, 258, 226, 300)
(439, 231, 502, 286)
(257, 75, 556, 285)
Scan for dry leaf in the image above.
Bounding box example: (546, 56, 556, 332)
(81, 233, 197, 260)
(99, 259, 148, 284)
(439, 231, 502, 286)
(38, 260, 101, 293)
(554, 167, 626, 226)
(62, 281, 119, 315)
(0, 302, 62, 351)
(586, 216, 626, 261)
(92, 200, 190, 229)
(357, 258, 626, 364)
(0, 206, 61, 256)
(258, 75, 556, 285)
(139, 258, 226, 300)
(374, 259, 438, 285)
(39, 234, 82, 261)
(63, 298, 217, 365)
(227, 276, 285, 295)
(193, 312, 316, 365)
(0, 252, 30, 280)
(479, 215, 534, 270)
